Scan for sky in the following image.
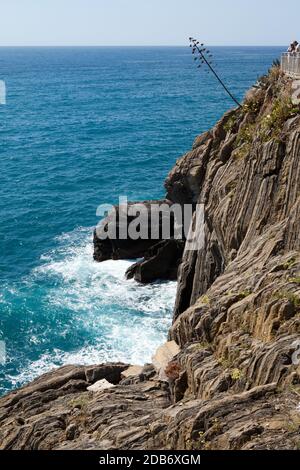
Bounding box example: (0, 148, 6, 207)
(0, 0, 298, 46)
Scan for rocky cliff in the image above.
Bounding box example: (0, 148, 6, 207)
(0, 67, 299, 450)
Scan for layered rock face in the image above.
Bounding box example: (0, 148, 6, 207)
(1, 68, 300, 450)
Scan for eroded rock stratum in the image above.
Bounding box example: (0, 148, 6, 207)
(1, 67, 299, 450)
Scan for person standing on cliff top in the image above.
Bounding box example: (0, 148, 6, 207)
(288, 41, 299, 53)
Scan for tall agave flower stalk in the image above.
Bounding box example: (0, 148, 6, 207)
(189, 37, 242, 108)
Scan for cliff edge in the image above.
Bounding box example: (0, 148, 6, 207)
(0, 67, 299, 450)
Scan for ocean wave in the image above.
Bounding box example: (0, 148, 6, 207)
(1, 226, 176, 393)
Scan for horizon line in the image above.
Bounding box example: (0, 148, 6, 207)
(0, 44, 286, 48)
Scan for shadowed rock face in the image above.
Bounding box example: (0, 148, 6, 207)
(93, 200, 175, 262)
(93, 199, 184, 282)
(126, 239, 185, 283)
(1, 69, 300, 450)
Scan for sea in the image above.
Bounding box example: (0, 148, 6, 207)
(0, 46, 283, 395)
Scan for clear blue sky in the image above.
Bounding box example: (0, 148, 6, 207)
(0, 0, 298, 46)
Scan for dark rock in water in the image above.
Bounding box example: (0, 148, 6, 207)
(93, 228, 155, 263)
(126, 239, 185, 283)
(93, 199, 180, 263)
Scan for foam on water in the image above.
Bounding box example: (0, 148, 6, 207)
(1, 227, 176, 393)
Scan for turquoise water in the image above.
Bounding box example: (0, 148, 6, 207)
(0, 46, 282, 394)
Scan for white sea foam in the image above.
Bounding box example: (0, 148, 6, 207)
(8, 226, 177, 387)
(36, 227, 176, 316)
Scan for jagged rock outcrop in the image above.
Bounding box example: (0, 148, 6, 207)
(93, 199, 184, 282)
(93, 200, 174, 262)
(1, 68, 300, 450)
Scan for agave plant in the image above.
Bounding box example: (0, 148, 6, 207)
(272, 58, 281, 67)
(189, 37, 242, 108)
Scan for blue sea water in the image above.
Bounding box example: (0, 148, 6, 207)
(0, 46, 282, 395)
